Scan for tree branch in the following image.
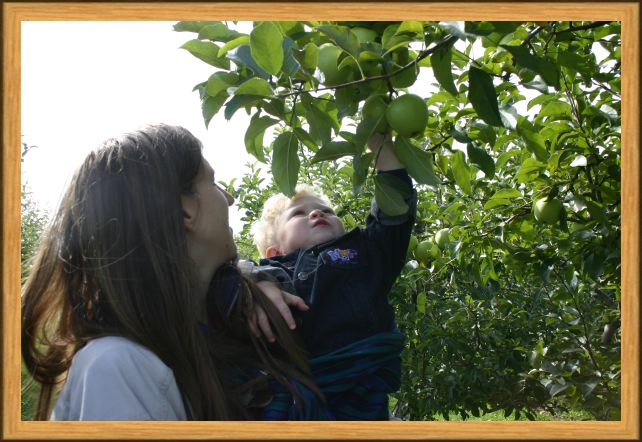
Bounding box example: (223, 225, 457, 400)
(553, 21, 611, 35)
(276, 35, 459, 98)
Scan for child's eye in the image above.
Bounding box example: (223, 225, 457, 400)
(323, 209, 334, 215)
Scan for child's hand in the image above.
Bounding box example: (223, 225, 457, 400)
(367, 132, 403, 171)
(366, 132, 392, 154)
(250, 280, 309, 342)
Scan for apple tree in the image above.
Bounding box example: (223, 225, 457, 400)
(176, 20, 621, 420)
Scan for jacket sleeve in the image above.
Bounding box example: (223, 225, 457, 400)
(51, 338, 187, 421)
(364, 168, 417, 291)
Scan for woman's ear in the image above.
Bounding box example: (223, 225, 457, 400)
(265, 245, 284, 258)
(181, 194, 198, 232)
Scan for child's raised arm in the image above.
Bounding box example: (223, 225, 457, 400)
(367, 132, 404, 171)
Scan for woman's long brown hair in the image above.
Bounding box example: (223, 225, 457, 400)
(21, 125, 319, 420)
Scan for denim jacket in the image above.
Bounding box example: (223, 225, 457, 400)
(254, 169, 417, 357)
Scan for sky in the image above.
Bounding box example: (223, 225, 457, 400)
(21, 21, 551, 233)
(21, 21, 257, 231)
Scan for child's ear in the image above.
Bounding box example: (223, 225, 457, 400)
(265, 246, 283, 258)
(181, 194, 198, 232)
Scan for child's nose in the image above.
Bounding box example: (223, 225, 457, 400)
(309, 209, 324, 219)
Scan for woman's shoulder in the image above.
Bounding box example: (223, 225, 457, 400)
(77, 336, 162, 364)
(73, 336, 174, 386)
(52, 336, 186, 420)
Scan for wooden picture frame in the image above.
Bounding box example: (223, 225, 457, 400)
(2, 2, 639, 440)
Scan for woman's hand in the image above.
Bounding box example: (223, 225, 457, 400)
(250, 281, 309, 342)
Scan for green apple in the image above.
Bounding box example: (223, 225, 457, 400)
(385, 93, 428, 137)
(434, 228, 450, 249)
(430, 242, 441, 259)
(390, 63, 418, 88)
(352, 27, 378, 44)
(533, 197, 564, 224)
(414, 240, 433, 264)
(407, 234, 419, 256)
(362, 94, 389, 133)
(317, 44, 353, 86)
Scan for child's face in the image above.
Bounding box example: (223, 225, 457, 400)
(275, 196, 345, 254)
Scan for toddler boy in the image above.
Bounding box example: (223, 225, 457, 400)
(250, 135, 417, 419)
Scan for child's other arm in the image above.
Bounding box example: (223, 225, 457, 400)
(367, 133, 403, 171)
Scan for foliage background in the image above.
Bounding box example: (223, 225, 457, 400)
(178, 20, 621, 420)
(21, 20, 621, 421)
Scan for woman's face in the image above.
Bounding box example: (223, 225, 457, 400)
(185, 159, 237, 265)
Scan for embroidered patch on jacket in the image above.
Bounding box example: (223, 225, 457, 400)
(326, 248, 359, 264)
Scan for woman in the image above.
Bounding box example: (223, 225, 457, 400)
(21, 124, 327, 420)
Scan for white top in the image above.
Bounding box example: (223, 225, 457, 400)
(51, 336, 187, 420)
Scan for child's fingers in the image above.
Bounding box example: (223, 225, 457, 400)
(283, 292, 310, 311)
(256, 281, 297, 330)
(255, 306, 275, 342)
(248, 311, 261, 338)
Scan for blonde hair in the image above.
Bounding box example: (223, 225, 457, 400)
(252, 185, 332, 258)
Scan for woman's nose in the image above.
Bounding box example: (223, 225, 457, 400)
(223, 189, 235, 206)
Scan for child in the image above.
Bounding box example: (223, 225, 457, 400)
(249, 134, 417, 419)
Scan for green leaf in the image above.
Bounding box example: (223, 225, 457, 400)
(223, 94, 259, 121)
(281, 36, 301, 76)
(374, 173, 411, 217)
(514, 157, 545, 183)
(311, 141, 356, 163)
(250, 22, 284, 75)
(491, 188, 523, 200)
(201, 93, 228, 128)
(417, 292, 427, 314)
(395, 21, 424, 38)
(501, 45, 559, 89)
(583, 252, 606, 280)
(205, 72, 239, 97)
(468, 67, 503, 127)
(217, 35, 250, 57)
(180, 40, 230, 69)
(538, 100, 572, 119)
(271, 132, 300, 196)
(197, 23, 242, 42)
(293, 127, 318, 152)
(516, 117, 549, 161)
(549, 383, 569, 398)
(352, 152, 373, 194)
(585, 200, 608, 226)
(174, 21, 219, 33)
(233, 78, 274, 97)
(393, 137, 441, 186)
(438, 21, 466, 39)
(451, 151, 472, 195)
(294, 42, 318, 72)
(304, 102, 335, 146)
(431, 44, 458, 96)
(317, 25, 359, 57)
(335, 86, 360, 119)
(557, 51, 593, 76)
(244, 114, 278, 162)
(467, 143, 495, 178)
(483, 188, 522, 209)
(228, 45, 270, 79)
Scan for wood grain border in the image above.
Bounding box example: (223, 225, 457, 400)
(2, 2, 639, 440)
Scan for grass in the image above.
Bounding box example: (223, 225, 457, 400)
(21, 362, 39, 420)
(388, 396, 595, 421)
